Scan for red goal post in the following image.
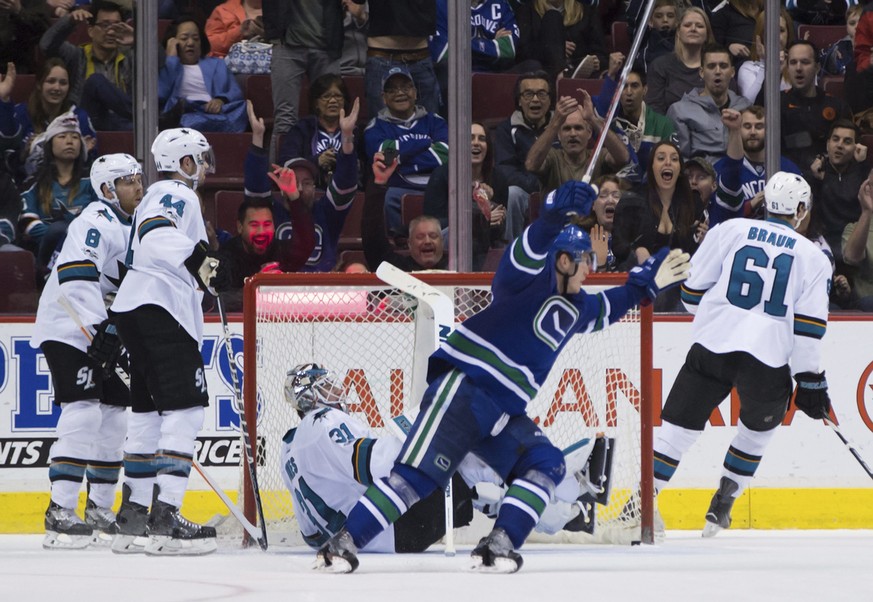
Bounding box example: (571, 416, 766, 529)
(241, 272, 656, 545)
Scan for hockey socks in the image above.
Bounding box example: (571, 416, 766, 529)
(494, 478, 550, 549)
(345, 469, 428, 549)
(653, 421, 701, 492)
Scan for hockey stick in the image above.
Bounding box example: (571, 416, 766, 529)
(57, 293, 267, 547)
(216, 293, 269, 550)
(824, 417, 873, 480)
(582, 0, 658, 184)
(375, 262, 458, 556)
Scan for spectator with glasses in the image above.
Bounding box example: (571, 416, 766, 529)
(364, 65, 448, 240)
(278, 74, 357, 189)
(493, 71, 554, 241)
(39, 0, 136, 131)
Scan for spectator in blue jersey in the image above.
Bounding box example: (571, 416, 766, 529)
(158, 16, 247, 133)
(809, 119, 869, 263)
(431, 0, 520, 73)
(593, 58, 675, 186)
(711, 107, 801, 227)
(492, 71, 554, 241)
(278, 74, 356, 189)
(364, 65, 448, 239)
(18, 110, 97, 272)
(351, 0, 441, 119)
(667, 44, 751, 165)
(315, 177, 692, 574)
(0, 58, 97, 182)
(246, 99, 359, 272)
(781, 40, 853, 173)
(515, 0, 609, 81)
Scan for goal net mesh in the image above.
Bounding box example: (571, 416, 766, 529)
(239, 273, 652, 547)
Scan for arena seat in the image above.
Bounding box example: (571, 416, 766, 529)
(797, 25, 846, 52)
(472, 72, 520, 128)
(203, 132, 250, 190)
(0, 248, 38, 313)
(214, 190, 245, 233)
(480, 246, 507, 272)
(823, 76, 844, 99)
(338, 191, 366, 251)
(96, 131, 135, 156)
(557, 77, 605, 101)
(401, 193, 424, 227)
(611, 20, 631, 55)
(11, 74, 35, 105)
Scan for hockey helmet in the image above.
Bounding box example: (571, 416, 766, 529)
(90, 153, 142, 206)
(151, 127, 215, 188)
(284, 363, 347, 415)
(764, 171, 811, 216)
(551, 225, 596, 272)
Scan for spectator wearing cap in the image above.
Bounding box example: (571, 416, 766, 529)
(245, 97, 359, 272)
(684, 155, 716, 211)
(18, 109, 97, 271)
(364, 65, 448, 238)
(711, 105, 800, 227)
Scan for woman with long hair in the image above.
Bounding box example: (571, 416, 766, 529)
(577, 174, 622, 272)
(737, 8, 795, 103)
(18, 111, 97, 271)
(424, 121, 508, 270)
(612, 140, 706, 274)
(515, 0, 609, 81)
(0, 58, 97, 181)
(278, 73, 355, 188)
(645, 7, 714, 115)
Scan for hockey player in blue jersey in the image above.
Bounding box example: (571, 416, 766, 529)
(315, 178, 691, 573)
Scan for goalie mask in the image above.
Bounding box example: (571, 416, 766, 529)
(284, 363, 347, 416)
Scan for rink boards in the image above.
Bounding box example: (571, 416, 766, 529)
(0, 315, 871, 532)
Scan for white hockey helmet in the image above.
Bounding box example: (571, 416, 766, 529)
(764, 171, 811, 216)
(150, 127, 215, 187)
(284, 363, 347, 416)
(90, 153, 142, 204)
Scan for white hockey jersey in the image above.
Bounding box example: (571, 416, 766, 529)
(679, 217, 831, 374)
(279, 407, 402, 552)
(32, 201, 132, 352)
(111, 180, 207, 343)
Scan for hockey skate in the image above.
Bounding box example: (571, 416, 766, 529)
(43, 501, 93, 550)
(144, 499, 217, 556)
(111, 486, 150, 554)
(85, 499, 118, 547)
(702, 477, 739, 538)
(470, 528, 523, 573)
(314, 529, 359, 573)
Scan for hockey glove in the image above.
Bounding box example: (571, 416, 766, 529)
(88, 318, 122, 372)
(541, 180, 597, 224)
(184, 241, 232, 295)
(794, 371, 831, 420)
(627, 247, 691, 301)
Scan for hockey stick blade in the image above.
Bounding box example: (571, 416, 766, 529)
(824, 417, 873, 480)
(216, 294, 269, 550)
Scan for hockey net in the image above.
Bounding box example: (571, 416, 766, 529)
(240, 272, 655, 547)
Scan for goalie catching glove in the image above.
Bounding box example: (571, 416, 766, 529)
(794, 371, 831, 420)
(88, 318, 123, 372)
(627, 247, 691, 302)
(184, 240, 232, 295)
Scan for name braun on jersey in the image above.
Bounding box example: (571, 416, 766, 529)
(747, 226, 797, 249)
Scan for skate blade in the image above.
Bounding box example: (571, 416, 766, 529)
(312, 553, 357, 573)
(43, 531, 92, 550)
(701, 520, 723, 538)
(111, 533, 149, 554)
(470, 555, 522, 573)
(144, 535, 217, 556)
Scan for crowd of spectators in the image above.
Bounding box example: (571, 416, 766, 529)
(2, 0, 873, 314)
